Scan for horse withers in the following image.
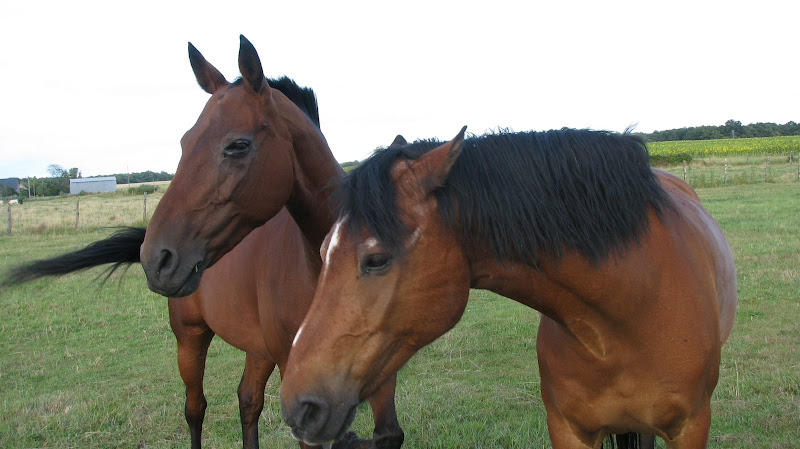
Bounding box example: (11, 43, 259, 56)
(281, 127, 737, 448)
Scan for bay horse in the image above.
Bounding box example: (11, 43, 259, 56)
(280, 127, 737, 448)
(5, 36, 403, 449)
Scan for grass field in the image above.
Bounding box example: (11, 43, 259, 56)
(659, 154, 800, 188)
(2, 189, 165, 234)
(116, 181, 172, 191)
(1, 182, 798, 448)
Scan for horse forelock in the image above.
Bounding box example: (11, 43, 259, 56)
(334, 140, 437, 252)
(337, 128, 671, 267)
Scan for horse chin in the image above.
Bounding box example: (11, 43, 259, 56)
(169, 266, 204, 298)
(146, 263, 205, 298)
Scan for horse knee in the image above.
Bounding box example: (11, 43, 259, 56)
(185, 394, 207, 426)
(237, 390, 264, 415)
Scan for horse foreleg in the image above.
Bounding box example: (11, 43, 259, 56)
(328, 374, 404, 449)
(174, 323, 215, 449)
(542, 403, 599, 449)
(238, 353, 275, 449)
(613, 432, 656, 449)
(367, 374, 404, 449)
(640, 433, 656, 449)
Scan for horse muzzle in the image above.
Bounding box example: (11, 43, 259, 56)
(140, 243, 205, 297)
(281, 392, 359, 446)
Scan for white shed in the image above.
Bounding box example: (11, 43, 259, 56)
(69, 177, 117, 194)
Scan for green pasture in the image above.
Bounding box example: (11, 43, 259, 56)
(658, 154, 800, 188)
(1, 182, 799, 448)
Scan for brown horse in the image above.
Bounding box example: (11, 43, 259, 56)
(5, 36, 403, 449)
(280, 127, 737, 448)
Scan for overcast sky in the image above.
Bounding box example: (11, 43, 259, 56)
(1, 0, 797, 179)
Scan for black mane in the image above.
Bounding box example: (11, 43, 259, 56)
(338, 129, 670, 268)
(233, 76, 321, 128)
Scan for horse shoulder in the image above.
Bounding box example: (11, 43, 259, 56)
(653, 170, 738, 343)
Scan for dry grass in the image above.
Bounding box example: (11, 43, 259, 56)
(2, 191, 165, 234)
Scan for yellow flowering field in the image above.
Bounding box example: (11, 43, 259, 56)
(648, 136, 800, 157)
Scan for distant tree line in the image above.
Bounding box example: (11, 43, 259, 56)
(340, 161, 360, 172)
(1, 184, 17, 198)
(15, 164, 81, 198)
(640, 120, 800, 142)
(108, 170, 173, 185)
(13, 167, 174, 199)
(19, 176, 70, 198)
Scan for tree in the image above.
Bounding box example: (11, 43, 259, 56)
(779, 121, 800, 135)
(30, 177, 68, 196)
(1, 185, 16, 198)
(68, 167, 82, 179)
(47, 164, 67, 178)
(723, 120, 744, 138)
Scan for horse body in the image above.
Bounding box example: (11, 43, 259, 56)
(281, 129, 736, 449)
(529, 173, 736, 445)
(179, 210, 316, 364)
(169, 210, 324, 449)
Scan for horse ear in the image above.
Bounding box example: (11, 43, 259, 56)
(238, 35, 265, 93)
(412, 126, 467, 191)
(389, 135, 408, 148)
(188, 42, 227, 94)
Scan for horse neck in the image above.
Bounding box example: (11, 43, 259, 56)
(278, 97, 343, 250)
(467, 251, 611, 355)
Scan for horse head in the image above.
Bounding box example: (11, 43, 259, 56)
(140, 36, 298, 297)
(280, 128, 471, 445)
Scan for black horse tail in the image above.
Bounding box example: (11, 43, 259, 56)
(2, 226, 146, 287)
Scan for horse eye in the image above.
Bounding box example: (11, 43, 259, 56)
(223, 139, 251, 158)
(362, 254, 391, 274)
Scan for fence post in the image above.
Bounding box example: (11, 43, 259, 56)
(75, 198, 80, 228)
(6, 202, 11, 235)
(683, 160, 687, 182)
(764, 156, 770, 182)
(724, 158, 728, 184)
(143, 193, 147, 222)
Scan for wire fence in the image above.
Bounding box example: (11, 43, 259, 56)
(658, 154, 800, 188)
(3, 191, 162, 236)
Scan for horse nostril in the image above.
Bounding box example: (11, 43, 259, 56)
(156, 248, 178, 276)
(294, 396, 330, 437)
